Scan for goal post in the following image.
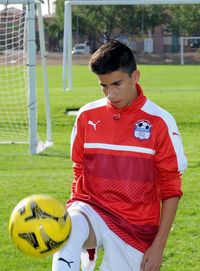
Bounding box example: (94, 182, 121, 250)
(36, 1, 52, 148)
(180, 36, 200, 65)
(63, 0, 200, 90)
(0, 0, 52, 154)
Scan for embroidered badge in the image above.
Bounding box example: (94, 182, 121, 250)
(134, 120, 152, 140)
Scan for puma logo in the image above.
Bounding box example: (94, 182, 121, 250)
(58, 257, 74, 268)
(88, 120, 100, 130)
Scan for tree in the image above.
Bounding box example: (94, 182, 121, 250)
(73, 5, 125, 43)
(48, 2, 200, 51)
(167, 4, 200, 36)
(73, 5, 167, 43)
(120, 5, 167, 36)
(46, 0, 65, 49)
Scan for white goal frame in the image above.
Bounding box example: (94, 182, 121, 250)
(180, 36, 200, 65)
(63, 0, 200, 90)
(0, 0, 52, 154)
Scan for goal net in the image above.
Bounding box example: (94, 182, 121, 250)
(180, 36, 200, 64)
(0, 1, 52, 154)
(0, 5, 28, 143)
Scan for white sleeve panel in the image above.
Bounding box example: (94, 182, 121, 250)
(142, 99, 188, 174)
(70, 97, 107, 160)
(70, 124, 77, 159)
(76, 97, 107, 119)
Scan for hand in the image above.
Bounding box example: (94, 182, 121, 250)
(140, 243, 164, 271)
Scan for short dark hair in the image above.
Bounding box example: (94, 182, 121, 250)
(89, 40, 137, 76)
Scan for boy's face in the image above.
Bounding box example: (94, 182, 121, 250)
(98, 70, 140, 109)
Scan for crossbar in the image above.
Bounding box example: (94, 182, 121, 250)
(0, 0, 33, 3)
(66, 0, 200, 5)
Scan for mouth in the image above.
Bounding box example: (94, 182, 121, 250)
(111, 101, 124, 108)
(111, 100, 121, 105)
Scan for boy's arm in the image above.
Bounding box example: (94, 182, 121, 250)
(140, 197, 180, 271)
(140, 115, 187, 271)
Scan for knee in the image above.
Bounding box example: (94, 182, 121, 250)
(78, 212, 97, 249)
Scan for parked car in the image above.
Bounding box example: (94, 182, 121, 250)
(72, 43, 90, 55)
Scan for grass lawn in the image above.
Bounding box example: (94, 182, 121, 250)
(0, 64, 199, 270)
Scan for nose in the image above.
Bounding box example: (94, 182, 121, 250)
(107, 86, 118, 101)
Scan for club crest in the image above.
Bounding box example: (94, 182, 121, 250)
(134, 120, 152, 140)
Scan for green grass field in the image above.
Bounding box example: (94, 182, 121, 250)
(0, 64, 200, 270)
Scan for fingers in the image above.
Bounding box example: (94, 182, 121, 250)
(140, 258, 161, 271)
(140, 255, 148, 271)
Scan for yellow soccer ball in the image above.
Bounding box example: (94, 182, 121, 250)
(8, 194, 71, 257)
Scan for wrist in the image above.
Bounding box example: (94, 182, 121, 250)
(152, 236, 167, 251)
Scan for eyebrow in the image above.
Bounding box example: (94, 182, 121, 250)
(100, 80, 122, 87)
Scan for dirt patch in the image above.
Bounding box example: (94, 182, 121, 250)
(36, 52, 90, 65)
(37, 52, 200, 65)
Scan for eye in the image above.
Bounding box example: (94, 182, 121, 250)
(100, 84, 107, 90)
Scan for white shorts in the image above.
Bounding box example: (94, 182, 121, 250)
(68, 201, 144, 271)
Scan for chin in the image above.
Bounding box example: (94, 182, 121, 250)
(115, 105, 126, 109)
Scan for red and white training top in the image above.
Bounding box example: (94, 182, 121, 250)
(67, 84, 187, 253)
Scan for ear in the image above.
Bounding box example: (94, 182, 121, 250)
(131, 70, 140, 83)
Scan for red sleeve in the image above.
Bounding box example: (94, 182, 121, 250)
(155, 119, 187, 201)
(71, 162, 82, 193)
